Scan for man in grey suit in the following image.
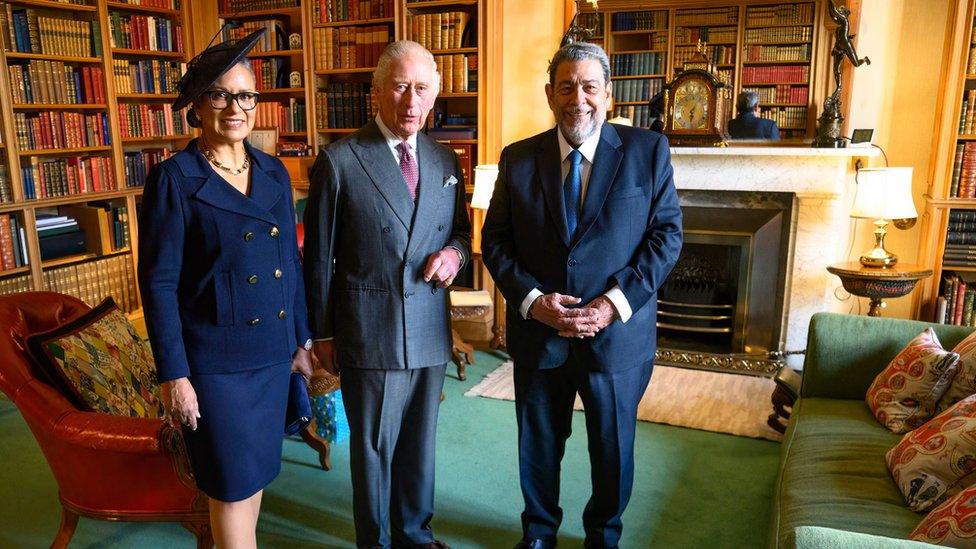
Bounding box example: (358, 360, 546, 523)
(303, 40, 471, 549)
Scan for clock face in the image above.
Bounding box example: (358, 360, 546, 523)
(672, 79, 710, 130)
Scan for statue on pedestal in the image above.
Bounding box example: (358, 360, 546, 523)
(813, 1, 871, 148)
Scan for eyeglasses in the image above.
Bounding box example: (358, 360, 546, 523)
(204, 90, 260, 111)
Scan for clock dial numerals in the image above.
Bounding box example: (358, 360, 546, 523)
(672, 79, 710, 130)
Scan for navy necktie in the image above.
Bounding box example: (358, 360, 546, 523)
(564, 149, 583, 237)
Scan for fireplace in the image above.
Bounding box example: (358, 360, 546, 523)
(656, 190, 796, 375)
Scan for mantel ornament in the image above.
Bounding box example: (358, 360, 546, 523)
(814, 0, 871, 148)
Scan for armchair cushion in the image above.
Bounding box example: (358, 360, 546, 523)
(26, 297, 163, 419)
(910, 483, 976, 546)
(938, 330, 976, 413)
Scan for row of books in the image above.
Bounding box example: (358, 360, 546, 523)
(0, 274, 30, 293)
(967, 43, 976, 75)
(312, 25, 391, 71)
(674, 27, 736, 45)
(433, 54, 475, 94)
(222, 19, 286, 54)
(0, 214, 28, 271)
(115, 0, 180, 8)
(745, 3, 815, 27)
(107, 12, 182, 53)
(117, 104, 185, 139)
(741, 65, 809, 85)
(123, 148, 171, 188)
(218, 0, 298, 12)
(612, 77, 663, 104)
(610, 11, 668, 32)
(944, 243, 976, 267)
(743, 85, 809, 105)
(744, 44, 811, 63)
(0, 7, 101, 57)
(313, 0, 394, 23)
(44, 254, 139, 313)
(112, 59, 185, 95)
(20, 155, 117, 200)
(744, 27, 813, 45)
(936, 274, 976, 325)
(958, 90, 976, 135)
(7, 61, 106, 105)
(612, 52, 665, 77)
(13, 111, 110, 151)
(315, 84, 376, 129)
(612, 105, 658, 129)
(948, 143, 976, 198)
(407, 12, 471, 51)
(123, 148, 169, 187)
(674, 7, 738, 27)
(759, 106, 807, 129)
(0, 165, 11, 204)
(250, 57, 287, 90)
(944, 212, 976, 253)
(674, 44, 734, 67)
(253, 100, 307, 132)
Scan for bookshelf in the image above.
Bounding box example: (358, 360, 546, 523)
(607, 9, 669, 127)
(0, 0, 194, 319)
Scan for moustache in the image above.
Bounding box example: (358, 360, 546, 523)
(564, 108, 591, 116)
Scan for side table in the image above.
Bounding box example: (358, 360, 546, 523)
(826, 262, 933, 317)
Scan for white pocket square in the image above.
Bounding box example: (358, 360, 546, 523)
(443, 175, 458, 187)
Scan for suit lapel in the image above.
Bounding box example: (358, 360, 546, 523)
(537, 129, 570, 247)
(190, 142, 279, 225)
(246, 144, 284, 216)
(575, 123, 623, 245)
(405, 133, 443, 260)
(350, 121, 415, 230)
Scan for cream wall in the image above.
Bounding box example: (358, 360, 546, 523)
(841, 0, 949, 318)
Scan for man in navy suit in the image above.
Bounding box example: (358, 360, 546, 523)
(728, 91, 780, 140)
(481, 42, 683, 549)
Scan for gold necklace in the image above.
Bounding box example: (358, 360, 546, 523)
(204, 147, 250, 176)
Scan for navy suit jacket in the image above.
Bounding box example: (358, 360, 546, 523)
(728, 112, 780, 140)
(482, 123, 683, 373)
(138, 139, 313, 382)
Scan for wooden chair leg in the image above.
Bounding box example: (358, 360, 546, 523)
(182, 520, 213, 549)
(299, 419, 333, 471)
(50, 505, 78, 549)
(450, 329, 474, 381)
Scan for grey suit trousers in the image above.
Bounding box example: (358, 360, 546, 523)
(341, 364, 447, 549)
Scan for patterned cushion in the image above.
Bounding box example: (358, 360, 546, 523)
(910, 484, 976, 546)
(887, 394, 976, 512)
(26, 297, 163, 419)
(866, 328, 960, 434)
(938, 330, 976, 413)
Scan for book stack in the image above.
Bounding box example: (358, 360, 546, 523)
(433, 54, 474, 93)
(113, 59, 185, 95)
(219, 0, 298, 12)
(253, 100, 306, 132)
(313, 0, 394, 23)
(312, 26, 392, 70)
(744, 26, 813, 44)
(948, 142, 976, 198)
(944, 210, 976, 268)
(7, 61, 106, 105)
(118, 103, 185, 138)
(14, 112, 110, 151)
(0, 8, 100, 57)
(0, 214, 28, 271)
(611, 11, 668, 31)
(408, 12, 471, 51)
(221, 18, 285, 53)
(936, 273, 976, 325)
(108, 12, 182, 52)
(612, 53, 665, 76)
(251, 57, 286, 90)
(741, 65, 809, 85)
(43, 254, 138, 313)
(124, 149, 171, 188)
(20, 156, 117, 200)
(0, 164, 11, 205)
(315, 83, 375, 129)
(36, 213, 86, 261)
(612, 78, 662, 104)
(746, 3, 814, 26)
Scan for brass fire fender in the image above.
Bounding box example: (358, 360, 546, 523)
(654, 348, 783, 376)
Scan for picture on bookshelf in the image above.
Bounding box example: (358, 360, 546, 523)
(249, 128, 278, 155)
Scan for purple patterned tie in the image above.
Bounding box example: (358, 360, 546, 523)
(397, 141, 419, 201)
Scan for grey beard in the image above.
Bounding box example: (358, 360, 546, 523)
(560, 117, 599, 146)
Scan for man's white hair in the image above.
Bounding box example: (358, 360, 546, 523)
(373, 40, 440, 89)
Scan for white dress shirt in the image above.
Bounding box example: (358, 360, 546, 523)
(375, 115, 419, 163)
(517, 126, 634, 323)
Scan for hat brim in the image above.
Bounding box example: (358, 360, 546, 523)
(173, 28, 266, 111)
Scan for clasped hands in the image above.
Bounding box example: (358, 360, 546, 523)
(529, 293, 617, 338)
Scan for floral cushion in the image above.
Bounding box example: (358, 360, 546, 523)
(911, 484, 976, 546)
(866, 328, 960, 434)
(887, 394, 976, 512)
(26, 297, 163, 419)
(938, 330, 976, 413)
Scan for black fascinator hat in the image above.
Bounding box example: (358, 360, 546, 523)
(173, 28, 266, 111)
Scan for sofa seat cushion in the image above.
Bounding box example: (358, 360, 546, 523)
(775, 397, 922, 548)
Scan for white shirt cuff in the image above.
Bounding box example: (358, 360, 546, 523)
(604, 286, 632, 323)
(520, 288, 544, 319)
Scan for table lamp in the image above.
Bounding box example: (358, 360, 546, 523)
(850, 167, 917, 267)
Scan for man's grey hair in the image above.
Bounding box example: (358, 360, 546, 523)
(737, 91, 760, 113)
(547, 42, 611, 85)
(374, 40, 440, 89)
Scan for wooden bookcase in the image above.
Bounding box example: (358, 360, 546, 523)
(581, 0, 822, 138)
(0, 0, 194, 322)
(915, 0, 976, 324)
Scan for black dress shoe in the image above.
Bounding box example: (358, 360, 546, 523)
(513, 539, 551, 549)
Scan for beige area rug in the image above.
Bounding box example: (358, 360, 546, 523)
(464, 361, 782, 442)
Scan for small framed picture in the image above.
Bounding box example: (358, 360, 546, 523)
(289, 33, 302, 50)
(289, 71, 302, 88)
(850, 128, 874, 147)
(249, 128, 278, 156)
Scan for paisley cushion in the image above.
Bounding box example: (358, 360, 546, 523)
(911, 483, 976, 546)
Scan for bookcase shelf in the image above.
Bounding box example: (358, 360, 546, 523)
(218, 7, 302, 18)
(614, 74, 666, 79)
(312, 17, 395, 28)
(314, 67, 376, 75)
(0, 266, 31, 277)
(5, 0, 97, 12)
(12, 104, 107, 111)
(744, 40, 813, 46)
(18, 146, 112, 156)
(4, 52, 102, 63)
(116, 93, 179, 100)
(111, 48, 184, 59)
(259, 87, 306, 94)
(106, 1, 180, 16)
(317, 128, 358, 133)
(611, 29, 668, 35)
(745, 23, 813, 29)
(743, 60, 810, 65)
(42, 248, 130, 270)
(120, 135, 192, 143)
(21, 188, 142, 210)
(249, 49, 305, 58)
(405, 0, 478, 8)
(439, 92, 477, 98)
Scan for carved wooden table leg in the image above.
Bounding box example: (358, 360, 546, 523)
(451, 328, 474, 381)
(300, 419, 332, 471)
(51, 505, 79, 549)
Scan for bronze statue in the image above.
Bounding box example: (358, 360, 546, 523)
(814, 1, 871, 147)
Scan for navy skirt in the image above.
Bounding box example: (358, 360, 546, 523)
(182, 360, 291, 502)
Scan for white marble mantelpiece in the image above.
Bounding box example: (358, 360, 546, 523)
(669, 146, 882, 357)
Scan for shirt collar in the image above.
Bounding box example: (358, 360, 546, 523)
(556, 124, 601, 164)
(376, 115, 418, 152)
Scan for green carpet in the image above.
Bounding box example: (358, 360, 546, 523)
(0, 351, 781, 548)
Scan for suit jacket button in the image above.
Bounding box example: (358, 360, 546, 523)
(274, 268, 283, 279)
(383, 226, 391, 233)
(269, 226, 280, 237)
(248, 318, 261, 326)
(568, 258, 577, 267)
(431, 287, 438, 294)
(438, 224, 444, 231)
(248, 274, 258, 284)
(244, 231, 254, 241)
(404, 291, 412, 299)
(278, 310, 287, 319)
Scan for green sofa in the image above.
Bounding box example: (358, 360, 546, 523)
(769, 312, 975, 549)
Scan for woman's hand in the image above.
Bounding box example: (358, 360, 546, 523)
(160, 377, 200, 430)
(292, 347, 313, 382)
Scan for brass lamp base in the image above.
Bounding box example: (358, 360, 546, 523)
(859, 219, 897, 268)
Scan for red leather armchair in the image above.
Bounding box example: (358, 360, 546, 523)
(0, 292, 211, 548)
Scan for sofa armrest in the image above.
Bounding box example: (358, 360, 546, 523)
(53, 410, 166, 454)
(801, 313, 975, 400)
(792, 527, 939, 549)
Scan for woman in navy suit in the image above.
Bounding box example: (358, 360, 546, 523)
(137, 30, 313, 547)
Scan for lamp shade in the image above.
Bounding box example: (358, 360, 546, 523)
(850, 167, 917, 220)
(471, 164, 499, 210)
